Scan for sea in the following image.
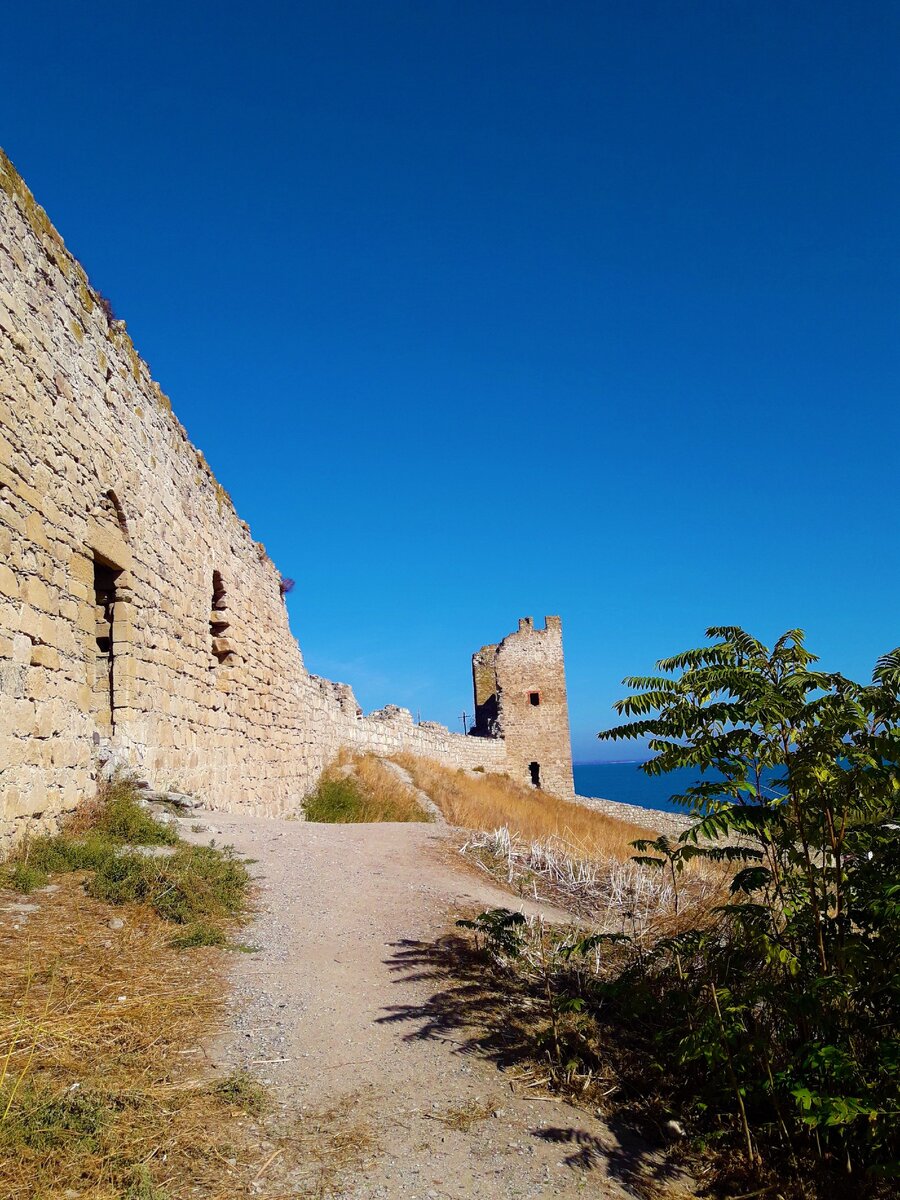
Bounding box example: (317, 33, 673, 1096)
(573, 762, 702, 815)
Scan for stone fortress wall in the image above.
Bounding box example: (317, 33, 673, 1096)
(0, 149, 568, 849)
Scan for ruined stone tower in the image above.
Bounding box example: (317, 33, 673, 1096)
(471, 616, 575, 798)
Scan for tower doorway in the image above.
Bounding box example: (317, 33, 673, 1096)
(529, 761, 541, 788)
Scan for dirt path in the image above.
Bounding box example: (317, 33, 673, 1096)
(191, 813, 688, 1199)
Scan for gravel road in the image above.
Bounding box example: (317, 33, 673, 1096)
(187, 813, 691, 1199)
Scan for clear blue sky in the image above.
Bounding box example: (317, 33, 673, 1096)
(4, 2, 899, 760)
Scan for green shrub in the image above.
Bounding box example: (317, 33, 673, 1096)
(92, 783, 178, 846)
(594, 627, 900, 1189)
(0, 1086, 109, 1154)
(88, 844, 250, 926)
(2, 862, 48, 893)
(3, 781, 250, 940)
(26, 831, 119, 874)
(303, 777, 368, 822)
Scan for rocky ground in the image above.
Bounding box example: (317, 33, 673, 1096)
(183, 813, 693, 1199)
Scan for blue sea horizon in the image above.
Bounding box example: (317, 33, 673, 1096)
(573, 761, 695, 815)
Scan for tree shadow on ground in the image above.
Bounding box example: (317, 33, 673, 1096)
(378, 934, 689, 1197)
(531, 1120, 692, 1197)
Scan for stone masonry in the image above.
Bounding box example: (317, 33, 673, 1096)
(0, 149, 572, 848)
(471, 617, 575, 798)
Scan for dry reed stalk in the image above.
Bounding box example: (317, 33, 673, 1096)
(458, 826, 727, 934)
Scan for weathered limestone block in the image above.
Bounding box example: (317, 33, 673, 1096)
(0, 564, 18, 599)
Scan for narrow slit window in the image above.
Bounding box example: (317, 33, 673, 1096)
(92, 558, 121, 733)
(210, 571, 232, 664)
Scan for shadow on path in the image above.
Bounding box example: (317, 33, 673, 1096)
(532, 1121, 688, 1195)
(378, 934, 689, 1197)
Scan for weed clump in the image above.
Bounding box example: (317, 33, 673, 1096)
(304, 755, 432, 822)
(88, 844, 249, 925)
(1, 862, 48, 894)
(212, 1072, 268, 1115)
(90, 782, 178, 846)
(3, 778, 250, 937)
(0, 1086, 109, 1155)
(123, 1164, 169, 1200)
(304, 776, 368, 822)
(168, 922, 229, 949)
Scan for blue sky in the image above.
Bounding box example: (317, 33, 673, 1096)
(4, 2, 899, 759)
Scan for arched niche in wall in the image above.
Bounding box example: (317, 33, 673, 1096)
(86, 488, 132, 572)
(85, 487, 135, 735)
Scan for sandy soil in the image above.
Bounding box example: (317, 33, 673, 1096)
(188, 812, 692, 1200)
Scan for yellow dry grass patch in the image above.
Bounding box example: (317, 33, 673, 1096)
(429, 1096, 499, 1132)
(290, 1097, 376, 1197)
(0, 874, 270, 1199)
(349, 754, 431, 821)
(305, 752, 431, 823)
(393, 755, 659, 861)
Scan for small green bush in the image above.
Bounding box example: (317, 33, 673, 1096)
(0, 1086, 109, 1154)
(27, 832, 118, 874)
(92, 784, 178, 846)
(168, 922, 229, 950)
(87, 844, 250, 926)
(2, 862, 48, 893)
(303, 777, 368, 822)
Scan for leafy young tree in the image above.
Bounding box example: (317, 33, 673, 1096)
(599, 627, 900, 1185)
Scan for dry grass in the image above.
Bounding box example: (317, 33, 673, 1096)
(289, 1097, 376, 1197)
(386, 756, 728, 929)
(428, 1096, 498, 1132)
(0, 779, 345, 1198)
(458, 827, 731, 935)
(0, 873, 269, 1199)
(393, 755, 660, 860)
(0, 876, 377, 1199)
(350, 754, 432, 821)
(304, 752, 432, 823)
